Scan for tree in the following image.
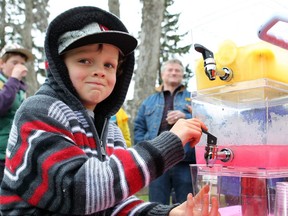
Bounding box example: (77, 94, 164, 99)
(128, 0, 165, 140)
(0, 0, 50, 96)
(128, 0, 193, 143)
(0, 0, 7, 45)
(159, 0, 193, 87)
(108, 0, 120, 18)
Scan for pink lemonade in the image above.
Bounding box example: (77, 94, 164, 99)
(195, 145, 288, 168)
(195, 145, 288, 216)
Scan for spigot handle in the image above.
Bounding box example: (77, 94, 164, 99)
(202, 129, 217, 145)
(202, 129, 218, 167)
(194, 43, 214, 59)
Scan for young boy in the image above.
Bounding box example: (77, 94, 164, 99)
(0, 6, 219, 215)
(0, 43, 34, 183)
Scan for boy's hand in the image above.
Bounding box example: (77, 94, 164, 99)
(169, 118, 207, 147)
(169, 185, 220, 216)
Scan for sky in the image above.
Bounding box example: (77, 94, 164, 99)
(48, 0, 288, 51)
(47, 0, 288, 92)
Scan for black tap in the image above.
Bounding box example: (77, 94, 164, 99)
(194, 44, 214, 60)
(194, 44, 217, 80)
(194, 43, 233, 81)
(202, 129, 218, 167)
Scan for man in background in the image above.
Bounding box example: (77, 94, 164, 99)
(134, 59, 194, 204)
(0, 43, 34, 183)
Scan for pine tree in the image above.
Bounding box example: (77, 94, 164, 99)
(159, 0, 193, 87)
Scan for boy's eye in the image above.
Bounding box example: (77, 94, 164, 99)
(104, 63, 116, 69)
(78, 59, 90, 64)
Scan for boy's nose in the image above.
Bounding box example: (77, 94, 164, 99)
(92, 66, 105, 77)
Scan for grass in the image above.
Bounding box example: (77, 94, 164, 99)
(136, 194, 149, 202)
(135, 187, 149, 202)
(135, 187, 173, 203)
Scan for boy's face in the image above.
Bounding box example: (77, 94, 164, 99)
(63, 43, 119, 111)
(0, 55, 27, 77)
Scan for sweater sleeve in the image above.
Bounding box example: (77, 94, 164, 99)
(108, 195, 179, 215)
(0, 96, 185, 215)
(0, 77, 21, 115)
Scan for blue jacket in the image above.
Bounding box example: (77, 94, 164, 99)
(134, 85, 195, 163)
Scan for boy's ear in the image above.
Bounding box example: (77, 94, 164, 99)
(0, 59, 3, 67)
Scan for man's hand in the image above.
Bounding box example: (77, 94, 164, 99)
(11, 64, 28, 81)
(166, 110, 186, 125)
(186, 104, 192, 113)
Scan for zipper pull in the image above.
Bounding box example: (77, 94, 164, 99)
(100, 140, 106, 156)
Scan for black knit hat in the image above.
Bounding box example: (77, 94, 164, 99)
(44, 6, 136, 117)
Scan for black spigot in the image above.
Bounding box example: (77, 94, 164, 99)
(194, 43, 233, 81)
(194, 44, 214, 60)
(194, 44, 217, 80)
(202, 129, 218, 167)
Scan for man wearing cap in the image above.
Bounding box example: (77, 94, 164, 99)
(0, 43, 34, 183)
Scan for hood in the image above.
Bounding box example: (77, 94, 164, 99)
(44, 6, 136, 118)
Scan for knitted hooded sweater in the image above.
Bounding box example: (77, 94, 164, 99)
(0, 6, 185, 216)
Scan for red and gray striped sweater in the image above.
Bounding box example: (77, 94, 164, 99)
(0, 93, 185, 215)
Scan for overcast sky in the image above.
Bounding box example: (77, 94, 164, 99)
(48, 0, 288, 48)
(48, 0, 288, 92)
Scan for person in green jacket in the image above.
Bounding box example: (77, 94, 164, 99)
(0, 43, 34, 183)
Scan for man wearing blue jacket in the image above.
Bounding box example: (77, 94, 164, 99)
(134, 59, 194, 204)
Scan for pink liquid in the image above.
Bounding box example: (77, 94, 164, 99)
(241, 177, 268, 216)
(196, 145, 288, 168)
(195, 145, 288, 216)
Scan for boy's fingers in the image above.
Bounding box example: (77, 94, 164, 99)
(194, 184, 209, 203)
(209, 196, 220, 216)
(201, 194, 209, 216)
(185, 193, 194, 216)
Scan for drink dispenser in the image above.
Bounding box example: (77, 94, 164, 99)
(191, 40, 288, 215)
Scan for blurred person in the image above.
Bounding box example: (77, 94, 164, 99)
(110, 107, 132, 147)
(0, 43, 33, 183)
(134, 59, 194, 204)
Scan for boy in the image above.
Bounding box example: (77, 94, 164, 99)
(0, 6, 219, 215)
(0, 43, 34, 183)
